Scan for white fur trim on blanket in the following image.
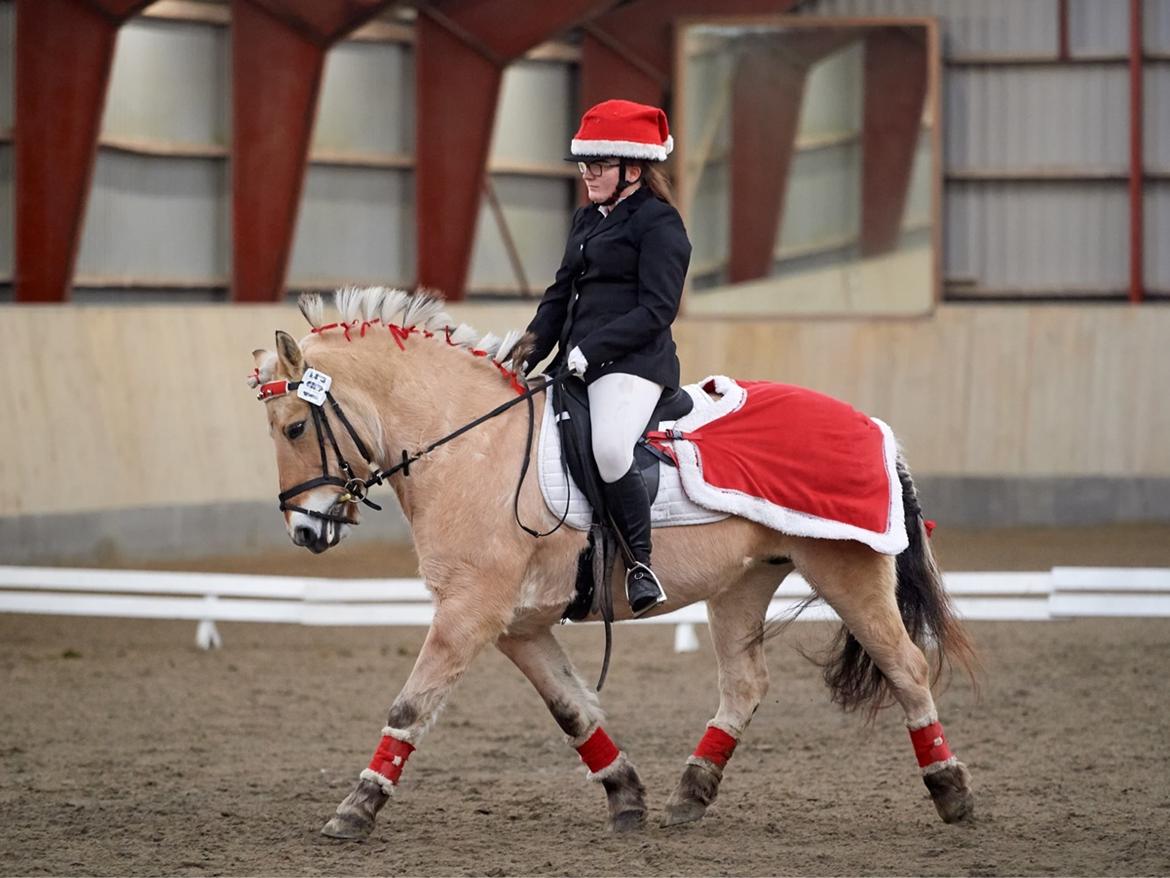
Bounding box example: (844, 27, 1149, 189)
(360, 768, 397, 795)
(669, 375, 909, 556)
(537, 384, 727, 530)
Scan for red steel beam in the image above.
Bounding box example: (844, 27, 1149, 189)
(860, 26, 929, 258)
(13, 0, 155, 303)
(579, 0, 803, 113)
(1129, 0, 1144, 303)
(728, 29, 863, 282)
(729, 46, 805, 284)
(1058, 0, 1070, 61)
(414, 0, 616, 300)
(230, 0, 393, 302)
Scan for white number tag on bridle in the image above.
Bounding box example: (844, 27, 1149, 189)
(297, 368, 333, 406)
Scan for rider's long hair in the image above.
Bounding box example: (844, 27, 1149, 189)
(631, 161, 676, 207)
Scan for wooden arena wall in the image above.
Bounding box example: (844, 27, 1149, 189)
(2, 302, 1167, 559)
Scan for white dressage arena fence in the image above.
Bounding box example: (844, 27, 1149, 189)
(0, 565, 1167, 651)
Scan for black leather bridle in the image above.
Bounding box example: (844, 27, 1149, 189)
(256, 367, 570, 533)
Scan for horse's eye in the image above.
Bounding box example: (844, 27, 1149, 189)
(284, 421, 306, 440)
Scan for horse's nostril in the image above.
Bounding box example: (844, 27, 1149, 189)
(294, 525, 315, 545)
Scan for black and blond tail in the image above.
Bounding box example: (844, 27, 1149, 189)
(823, 459, 978, 715)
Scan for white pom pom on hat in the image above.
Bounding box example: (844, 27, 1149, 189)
(567, 99, 674, 162)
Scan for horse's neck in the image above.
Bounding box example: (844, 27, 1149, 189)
(316, 335, 522, 520)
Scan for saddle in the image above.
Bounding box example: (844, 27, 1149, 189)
(552, 377, 693, 622)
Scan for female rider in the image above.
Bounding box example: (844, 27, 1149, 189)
(511, 99, 692, 617)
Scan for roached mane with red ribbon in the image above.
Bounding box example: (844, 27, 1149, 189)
(246, 287, 529, 395)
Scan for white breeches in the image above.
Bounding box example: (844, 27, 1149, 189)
(586, 372, 665, 484)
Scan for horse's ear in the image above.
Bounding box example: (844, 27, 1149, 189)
(274, 330, 305, 379)
(248, 349, 277, 388)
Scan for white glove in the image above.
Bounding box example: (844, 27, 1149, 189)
(567, 346, 589, 378)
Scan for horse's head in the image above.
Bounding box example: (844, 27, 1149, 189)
(251, 330, 360, 554)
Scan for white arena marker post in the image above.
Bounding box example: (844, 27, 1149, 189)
(674, 622, 700, 653)
(196, 595, 222, 650)
(196, 619, 222, 650)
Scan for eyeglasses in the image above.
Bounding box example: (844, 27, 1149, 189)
(577, 160, 621, 177)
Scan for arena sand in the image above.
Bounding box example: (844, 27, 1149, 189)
(2, 526, 1169, 876)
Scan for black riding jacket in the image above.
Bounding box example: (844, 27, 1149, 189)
(525, 186, 692, 391)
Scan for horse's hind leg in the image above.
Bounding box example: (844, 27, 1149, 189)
(497, 627, 648, 832)
(792, 539, 974, 824)
(663, 564, 786, 827)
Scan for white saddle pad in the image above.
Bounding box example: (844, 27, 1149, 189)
(537, 383, 729, 531)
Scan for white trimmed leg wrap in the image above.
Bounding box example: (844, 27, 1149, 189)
(586, 750, 630, 783)
(568, 722, 601, 750)
(906, 710, 939, 731)
(921, 756, 960, 776)
(359, 768, 397, 796)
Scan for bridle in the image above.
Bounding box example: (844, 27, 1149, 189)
(257, 376, 385, 526)
(256, 366, 570, 533)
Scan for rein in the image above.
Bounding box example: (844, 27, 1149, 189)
(259, 363, 616, 688)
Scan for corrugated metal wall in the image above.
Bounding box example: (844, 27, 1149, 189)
(0, 7, 574, 300)
(2, 1, 1166, 301)
(797, 0, 1166, 299)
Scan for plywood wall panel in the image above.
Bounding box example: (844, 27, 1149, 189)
(3, 303, 1168, 517)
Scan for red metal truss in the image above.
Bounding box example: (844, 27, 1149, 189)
(579, 0, 803, 113)
(860, 26, 928, 258)
(230, 0, 394, 302)
(728, 28, 863, 283)
(414, 0, 616, 300)
(13, 0, 157, 303)
(728, 46, 805, 284)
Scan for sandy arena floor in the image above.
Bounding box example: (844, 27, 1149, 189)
(2, 527, 1169, 876)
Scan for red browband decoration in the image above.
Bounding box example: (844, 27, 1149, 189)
(257, 379, 290, 400)
(575, 727, 620, 774)
(368, 735, 416, 785)
(693, 726, 738, 767)
(908, 721, 953, 768)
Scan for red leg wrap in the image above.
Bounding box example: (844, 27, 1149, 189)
(368, 735, 415, 785)
(693, 726, 738, 767)
(575, 727, 620, 774)
(908, 721, 954, 769)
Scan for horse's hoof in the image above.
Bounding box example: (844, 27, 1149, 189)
(321, 812, 373, 839)
(610, 809, 647, 833)
(924, 762, 975, 824)
(661, 798, 707, 827)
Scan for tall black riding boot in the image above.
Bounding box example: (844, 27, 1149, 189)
(602, 464, 667, 617)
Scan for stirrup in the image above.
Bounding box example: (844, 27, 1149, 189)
(625, 562, 667, 618)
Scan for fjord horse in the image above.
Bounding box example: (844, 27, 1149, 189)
(249, 287, 976, 839)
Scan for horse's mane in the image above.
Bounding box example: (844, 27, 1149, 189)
(298, 286, 523, 367)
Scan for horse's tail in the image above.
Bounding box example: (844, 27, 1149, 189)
(823, 457, 978, 716)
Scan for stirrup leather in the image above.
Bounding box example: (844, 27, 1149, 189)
(625, 562, 667, 617)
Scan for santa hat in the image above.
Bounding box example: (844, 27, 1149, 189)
(568, 99, 674, 162)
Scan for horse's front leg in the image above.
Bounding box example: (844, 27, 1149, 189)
(497, 627, 648, 832)
(322, 596, 504, 839)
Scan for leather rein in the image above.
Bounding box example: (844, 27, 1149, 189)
(257, 363, 618, 691)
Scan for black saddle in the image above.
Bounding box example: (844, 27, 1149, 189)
(552, 376, 693, 622)
(551, 376, 693, 509)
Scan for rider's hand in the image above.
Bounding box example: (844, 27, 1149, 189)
(567, 346, 589, 378)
